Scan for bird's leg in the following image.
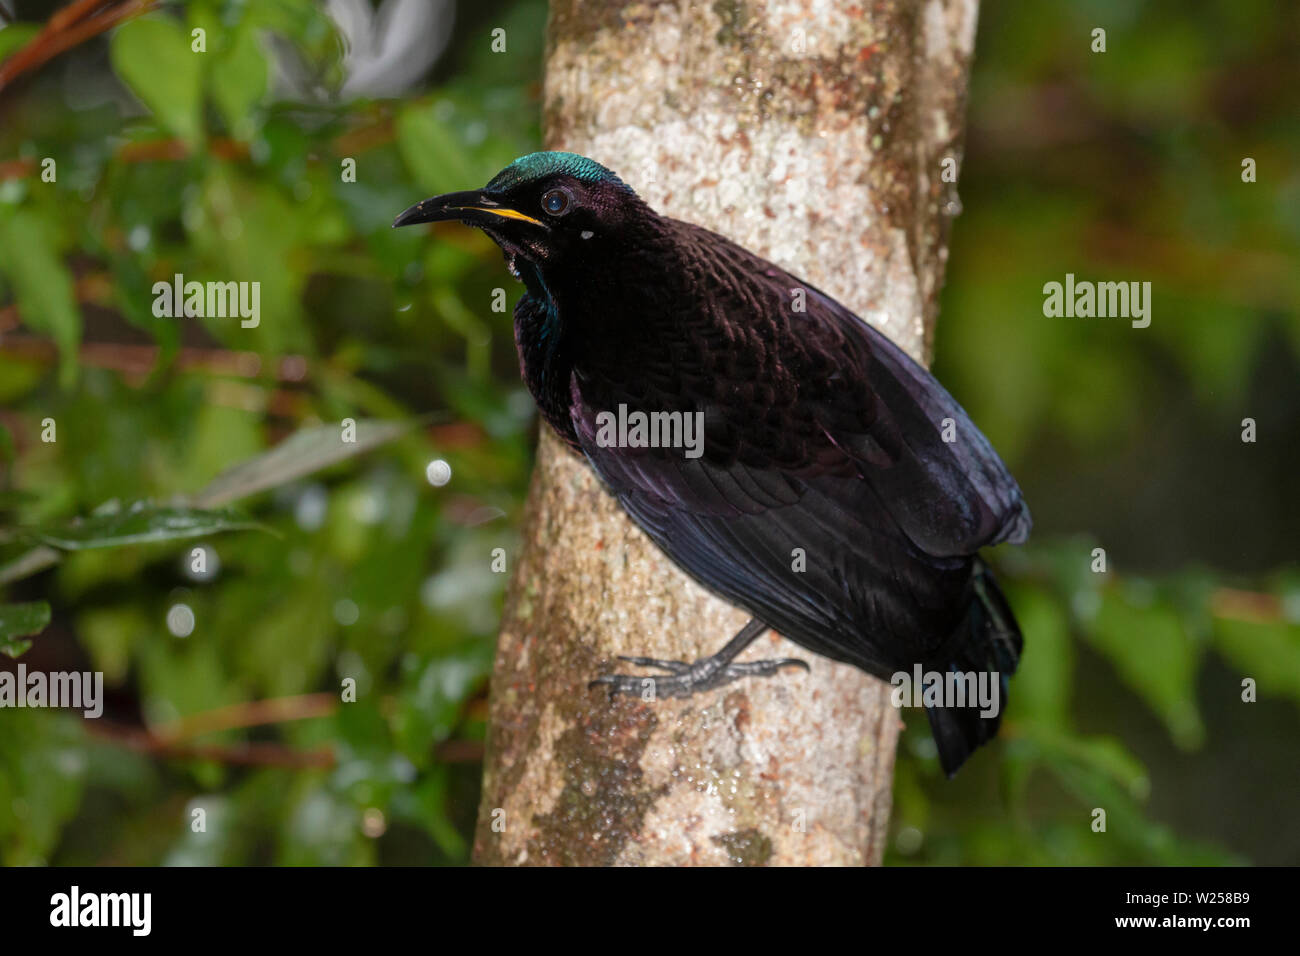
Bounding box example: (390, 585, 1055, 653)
(590, 618, 809, 699)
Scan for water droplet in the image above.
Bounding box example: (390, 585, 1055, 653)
(295, 485, 328, 531)
(425, 459, 452, 487)
(895, 825, 924, 854)
(167, 603, 195, 637)
(333, 599, 360, 626)
(352, 488, 385, 524)
(362, 807, 387, 838)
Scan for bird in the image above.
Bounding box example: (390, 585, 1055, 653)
(394, 151, 1031, 776)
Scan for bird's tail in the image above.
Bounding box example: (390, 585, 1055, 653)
(923, 560, 1023, 777)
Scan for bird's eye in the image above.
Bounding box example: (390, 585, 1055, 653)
(541, 189, 570, 216)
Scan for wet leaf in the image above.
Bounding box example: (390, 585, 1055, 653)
(110, 16, 203, 147)
(0, 600, 50, 658)
(0, 209, 80, 388)
(1084, 590, 1204, 750)
(195, 419, 414, 507)
(32, 506, 264, 551)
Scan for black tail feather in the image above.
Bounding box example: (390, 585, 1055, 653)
(924, 561, 1023, 777)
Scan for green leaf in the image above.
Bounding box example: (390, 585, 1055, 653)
(110, 16, 203, 147)
(1028, 726, 1150, 801)
(77, 605, 147, 684)
(1213, 616, 1300, 707)
(1085, 588, 1204, 749)
(0, 209, 81, 388)
(1004, 583, 1073, 730)
(0, 709, 87, 865)
(0, 546, 60, 588)
(0, 23, 39, 64)
(176, 402, 263, 498)
(32, 505, 264, 551)
(1044, 751, 1240, 865)
(195, 419, 414, 507)
(0, 421, 410, 584)
(396, 104, 482, 196)
(0, 601, 50, 658)
(0, 352, 45, 404)
(210, 22, 268, 140)
(243, 0, 343, 85)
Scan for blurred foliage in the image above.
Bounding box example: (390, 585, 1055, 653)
(1, 0, 544, 865)
(896, 0, 1300, 865)
(0, 0, 1296, 866)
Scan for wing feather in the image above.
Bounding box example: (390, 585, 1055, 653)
(562, 221, 1029, 668)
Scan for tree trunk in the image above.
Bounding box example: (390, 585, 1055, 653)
(474, 0, 980, 866)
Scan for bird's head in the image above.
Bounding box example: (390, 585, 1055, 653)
(392, 151, 649, 291)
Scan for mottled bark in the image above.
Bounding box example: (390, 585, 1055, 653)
(474, 0, 979, 866)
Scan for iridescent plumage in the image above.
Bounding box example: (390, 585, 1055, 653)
(394, 152, 1031, 775)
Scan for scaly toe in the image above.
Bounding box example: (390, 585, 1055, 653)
(615, 655, 694, 674)
(725, 657, 810, 678)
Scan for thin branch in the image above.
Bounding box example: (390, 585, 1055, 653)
(0, 0, 157, 93)
(117, 137, 249, 163)
(154, 692, 339, 742)
(1210, 587, 1287, 626)
(83, 707, 484, 768)
(0, 273, 110, 333)
(0, 334, 311, 382)
(0, 158, 33, 181)
(85, 720, 334, 768)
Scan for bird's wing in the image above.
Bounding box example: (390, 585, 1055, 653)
(652, 222, 1031, 559)
(559, 224, 1029, 666)
(568, 364, 977, 671)
(813, 285, 1033, 556)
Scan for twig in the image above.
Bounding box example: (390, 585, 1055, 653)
(83, 706, 485, 768)
(85, 721, 336, 768)
(0, 0, 158, 93)
(117, 137, 249, 163)
(154, 692, 339, 743)
(1210, 587, 1288, 626)
(0, 334, 311, 383)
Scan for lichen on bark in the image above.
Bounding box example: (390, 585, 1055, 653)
(474, 0, 980, 866)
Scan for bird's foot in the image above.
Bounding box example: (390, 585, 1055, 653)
(589, 653, 809, 700)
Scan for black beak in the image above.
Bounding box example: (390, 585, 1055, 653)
(392, 190, 546, 229)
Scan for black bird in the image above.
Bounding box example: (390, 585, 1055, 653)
(395, 152, 1031, 775)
